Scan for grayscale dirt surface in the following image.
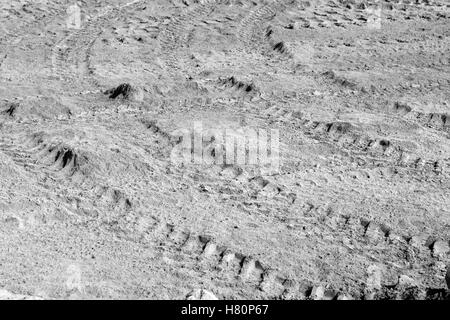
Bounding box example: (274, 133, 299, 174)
(0, 0, 449, 300)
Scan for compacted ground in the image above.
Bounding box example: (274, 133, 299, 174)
(0, 0, 449, 299)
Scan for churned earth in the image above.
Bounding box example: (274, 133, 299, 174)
(0, 0, 449, 299)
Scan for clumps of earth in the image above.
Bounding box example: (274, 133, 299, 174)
(104, 83, 144, 102)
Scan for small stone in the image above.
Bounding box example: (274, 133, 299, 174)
(432, 240, 449, 257)
(409, 236, 426, 248)
(365, 223, 385, 244)
(186, 289, 218, 300)
(259, 183, 281, 198)
(310, 286, 325, 300)
(220, 165, 242, 179)
(409, 234, 429, 249)
(388, 232, 406, 244)
(398, 275, 417, 288)
(250, 176, 269, 188)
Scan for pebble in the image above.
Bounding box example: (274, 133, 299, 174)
(398, 275, 417, 288)
(310, 286, 325, 300)
(186, 289, 218, 300)
(432, 240, 449, 257)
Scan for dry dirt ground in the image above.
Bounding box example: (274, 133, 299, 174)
(0, 0, 449, 300)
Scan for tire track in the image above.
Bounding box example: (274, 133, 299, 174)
(237, 0, 449, 64)
(259, 104, 449, 174)
(0, 135, 77, 179)
(119, 210, 449, 299)
(51, 0, 144, 89)
(389, 102, 450, 136)
(126, 214, 346, 299)
(321, 207, 450, 262)
(158, 0, 220, 76)
(1, 1, 65, 46)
